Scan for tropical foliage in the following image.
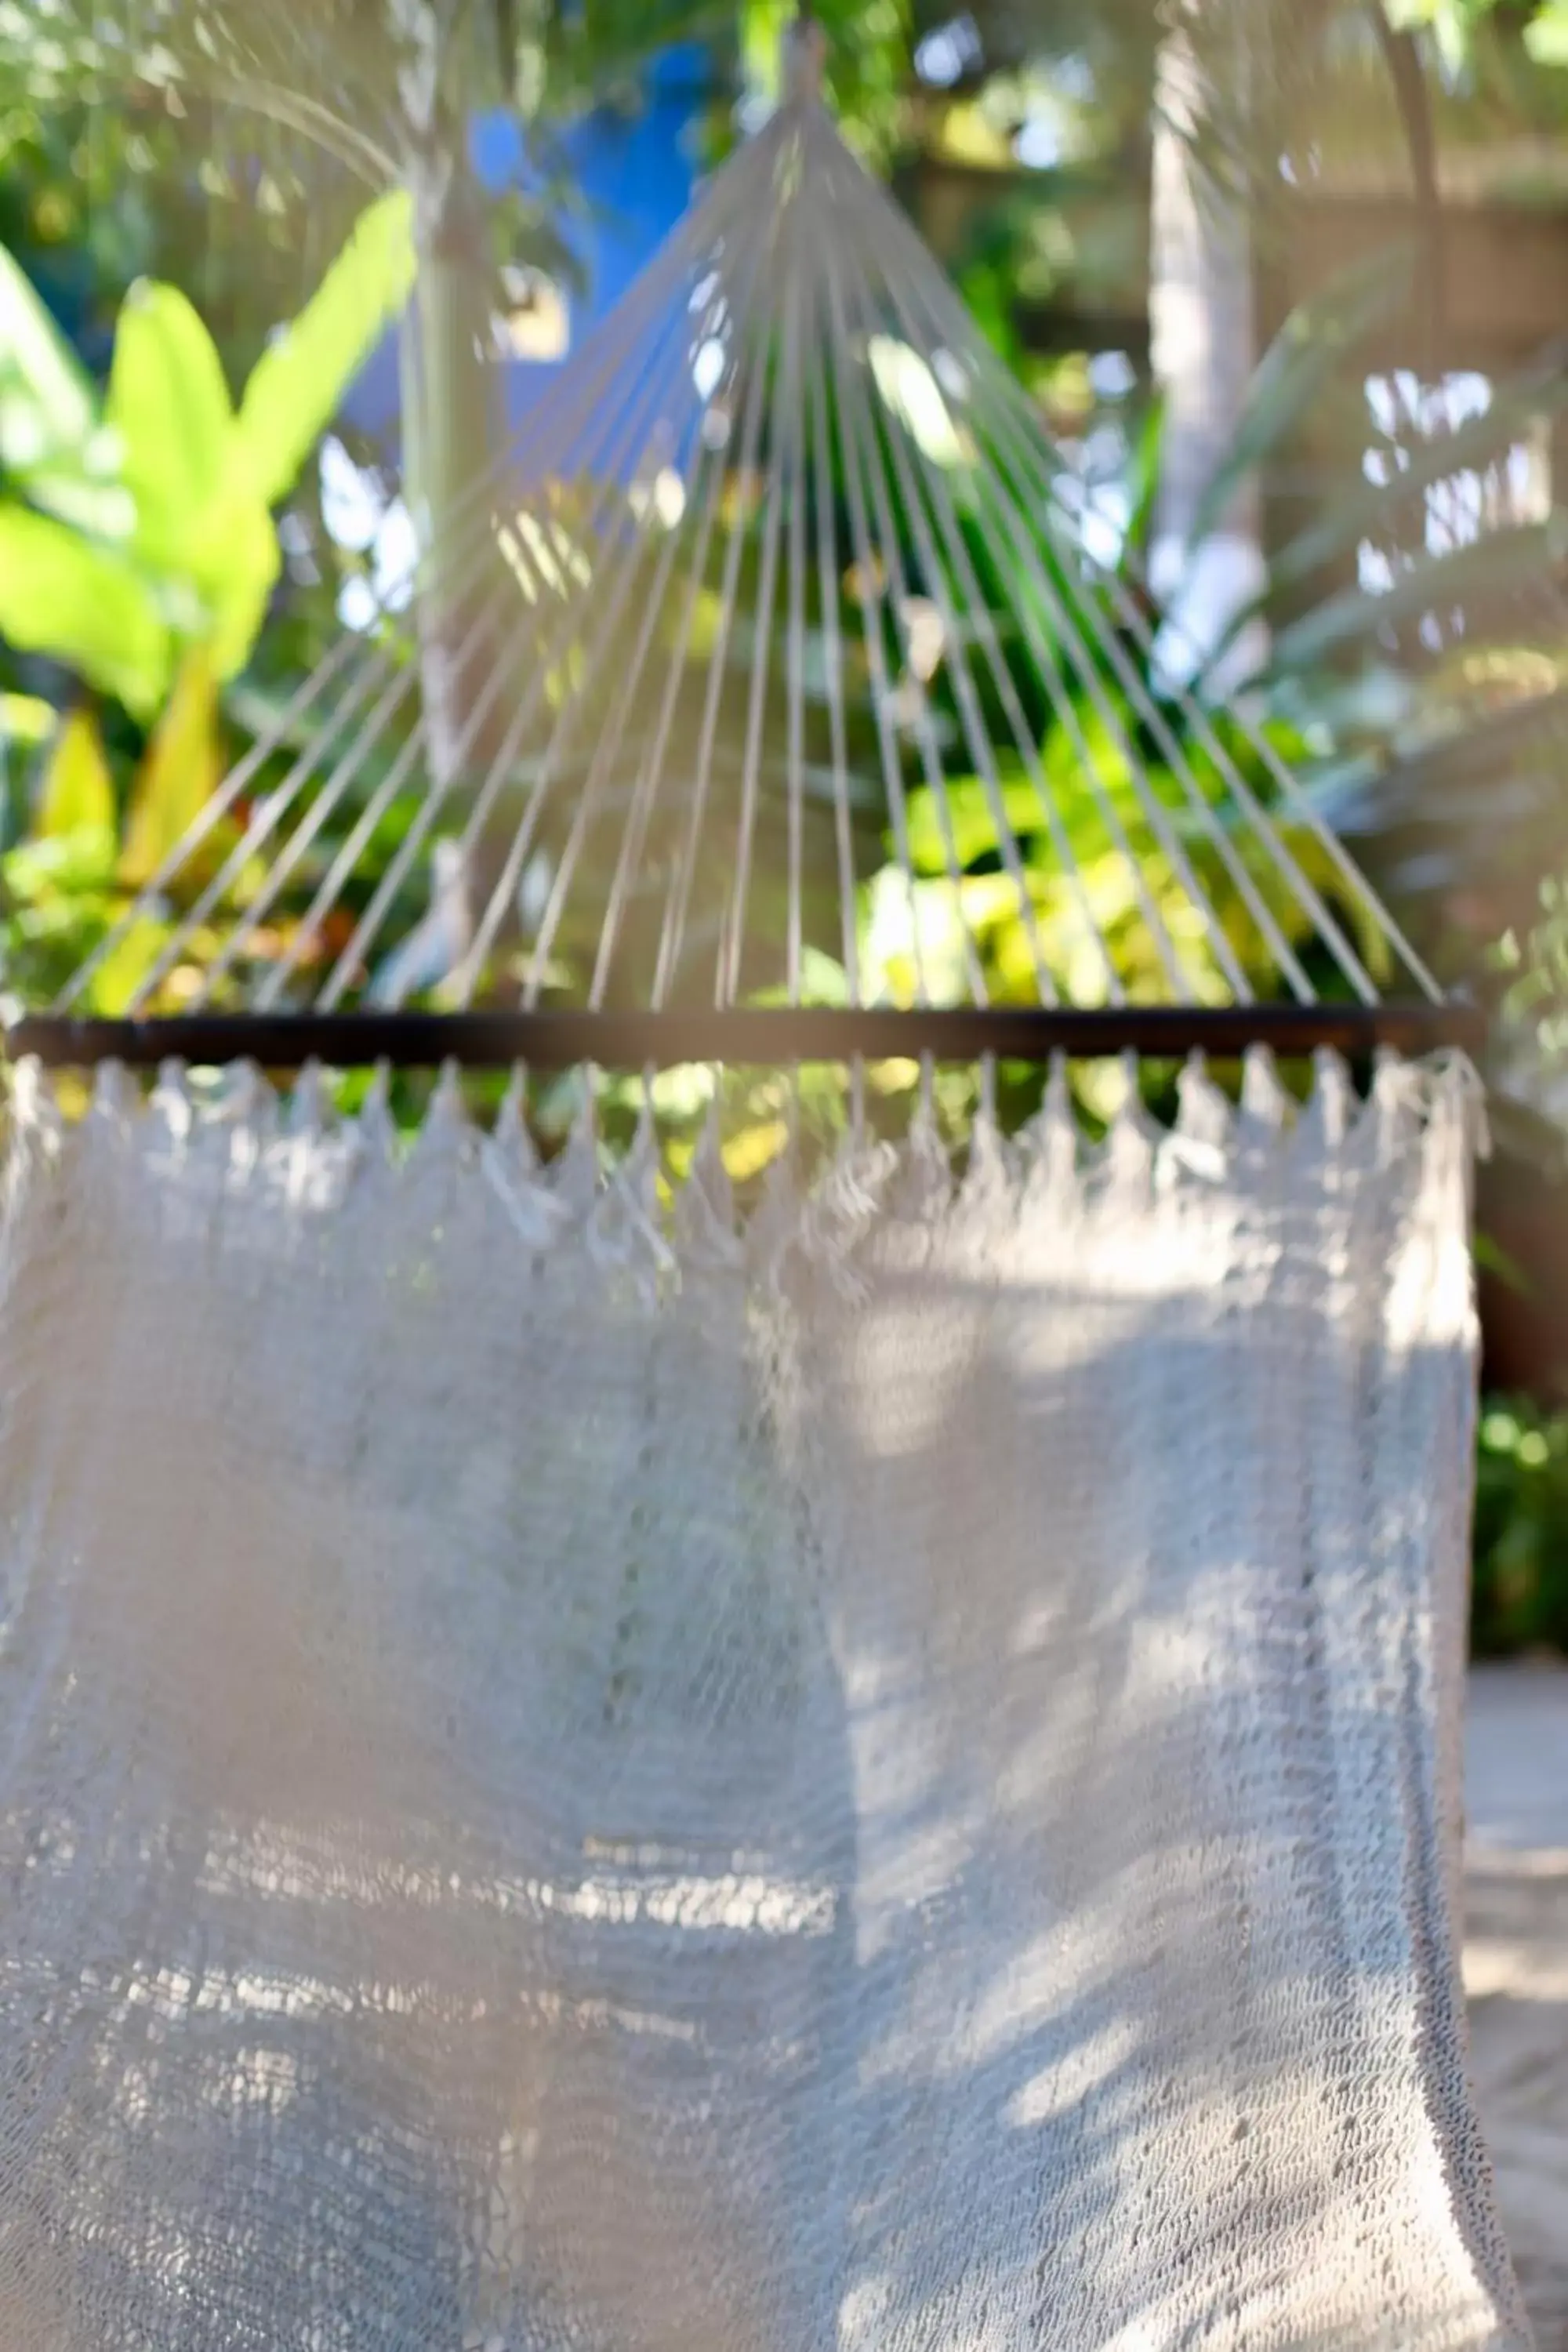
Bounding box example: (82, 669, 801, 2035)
(1474, 1393, 1568, 1653)
(0, 191, 414, 717)
(0, 191, 415, 1013)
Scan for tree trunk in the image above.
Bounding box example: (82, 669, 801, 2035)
(1148, 14, 1269, 695)
(391, 106, 517, 993)
(402, 137, 506, 793)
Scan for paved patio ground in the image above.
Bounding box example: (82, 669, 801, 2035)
(1465, 1664, 1568, 2348)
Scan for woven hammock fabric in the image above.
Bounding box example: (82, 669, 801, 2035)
(0, 1051, 1530, 2350)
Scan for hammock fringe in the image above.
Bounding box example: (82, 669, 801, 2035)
(5, 1047, 1485, 1298)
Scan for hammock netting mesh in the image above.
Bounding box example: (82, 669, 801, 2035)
(0, 1051, 1530, 2348)
(0, 27, 1533, 2352)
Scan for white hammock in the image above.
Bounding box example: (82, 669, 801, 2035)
(0, 1049, 1529, 2349)
(0, 25, 1530, 2350)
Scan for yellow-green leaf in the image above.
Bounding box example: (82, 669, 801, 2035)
(0, 241, 96, 468)
(1526, 0, 1568, 64)
(194, 484, 282, 680)
(88, 915, 176, 1018)
(107, 280, 234, 575)
(236, 190, 416, 510)
(35, 706, 115, 841)
(0, 502, 172, 718)
(3, 829, 117, 905)
(0, 691, 56, 750)
(121, 644, 222, 887)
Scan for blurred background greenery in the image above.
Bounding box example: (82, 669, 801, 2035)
(5, 1, 1568, 1650)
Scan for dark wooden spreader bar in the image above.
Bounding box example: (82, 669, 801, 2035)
(6, 1000, 1486, 1073)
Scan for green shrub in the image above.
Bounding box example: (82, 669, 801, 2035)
(1472, 1395, 1568, 1656)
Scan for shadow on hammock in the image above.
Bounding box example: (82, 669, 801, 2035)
(0, 1112, 1524, 2350)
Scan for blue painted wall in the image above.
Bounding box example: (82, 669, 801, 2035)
(343, 42, 712, 448)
